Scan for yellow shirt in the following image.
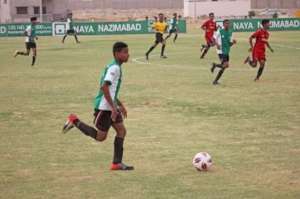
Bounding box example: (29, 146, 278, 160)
(152, 22, 168, 34)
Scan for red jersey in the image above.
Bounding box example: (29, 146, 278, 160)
(252, 29, 269, 51)
(201, 19, 217, 38)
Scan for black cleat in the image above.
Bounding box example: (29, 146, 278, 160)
(160, 55, 167, 59)
(213, 81, 220, 85)
(145, 53, 149, 61)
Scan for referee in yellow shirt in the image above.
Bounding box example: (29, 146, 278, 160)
(145, 13, 168, 60)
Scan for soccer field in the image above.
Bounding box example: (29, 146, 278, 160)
(0, 31, 299, 199)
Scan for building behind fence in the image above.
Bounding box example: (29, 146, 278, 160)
(0, 0, 300, 23)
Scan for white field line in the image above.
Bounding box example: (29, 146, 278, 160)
(132, 49, 300, 73)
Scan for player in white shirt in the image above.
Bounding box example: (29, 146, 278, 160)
(62, 13, 80, 44)
(62, 42, 134, 171)
(14, 17, 38, 66)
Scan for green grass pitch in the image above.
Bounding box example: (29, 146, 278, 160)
(0, 31, 299, 199)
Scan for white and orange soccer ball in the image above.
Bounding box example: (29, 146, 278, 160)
(192, 152, 213, 171)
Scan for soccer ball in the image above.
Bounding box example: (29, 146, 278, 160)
(192, 152, 213, 171)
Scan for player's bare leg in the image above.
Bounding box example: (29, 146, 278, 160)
(255, 60, 265, 81)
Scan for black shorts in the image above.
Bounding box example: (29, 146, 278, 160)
(155, 33, 164, 43)
(25, 42, 36, 49)
(218, 54, 229, 64)
(93, 109, 123, 132)
(169, 28, 177, 34)
(66, 29, 76, 34)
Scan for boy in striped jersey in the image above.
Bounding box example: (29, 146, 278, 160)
(62, 13, 80, 44)
(165, 13, 179, 43)
(210, 19, 236, 85)
(62, 42, 133, 171)
(14, 17, 38, 66)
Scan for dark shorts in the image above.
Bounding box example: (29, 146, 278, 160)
(66, 29, 76, 34)
(155, 33, 164, 43)
(218, 54, 230, 64)
(25, 42, 36, 49)
(93, 109, 123, 132)
(169, 28, 177, 34)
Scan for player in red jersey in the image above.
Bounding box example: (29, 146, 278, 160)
(244, 19, 274, 81)
(200, 12, 217, 59)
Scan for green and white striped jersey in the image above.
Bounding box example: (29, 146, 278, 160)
(214, 28, 233, 55)
(169, 17, 178, 30)
(94, 60, 122, 111)
(25, 24, 36, 43)
(66, 18, 74, 30)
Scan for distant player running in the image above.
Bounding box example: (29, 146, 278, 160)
(145, 13, 168, 60)
(244, 19, 274, 81)
(62, 42, 134, 171)
(165, 13, 179, 43)
(210, 20, 236, 85)
(14, 17, 38, 66)
(200, 12, 217, 59)
(62, 13, 80, 44)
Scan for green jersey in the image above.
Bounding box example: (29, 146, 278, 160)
(67, 18, 73, 30)
(214, 28, 233, 55)
(94, 60, 122, 111)
(169, 17, 178, 30)
(25, 24, 36, 43)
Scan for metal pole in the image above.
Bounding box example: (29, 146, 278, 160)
(40, 0, 43, 22)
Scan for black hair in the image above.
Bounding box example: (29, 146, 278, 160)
(158, 13, 163, 16)
(30, 17, 37, 22)
(209, 12, 214, 16)
(223, 19, 230, 24)
(113, 42, 128, 55)
(262, 19, 270, 25)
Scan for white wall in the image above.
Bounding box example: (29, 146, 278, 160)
(184, 0, 251, 18)
(0, 0, 11, 23)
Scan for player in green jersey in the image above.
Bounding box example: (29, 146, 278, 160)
(62, 13, 80, 44)
(14, 17, 38, 66)
(62, 42, 133, 171)
(165, 13, 179, 43)
(210, 19, 237, 85)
